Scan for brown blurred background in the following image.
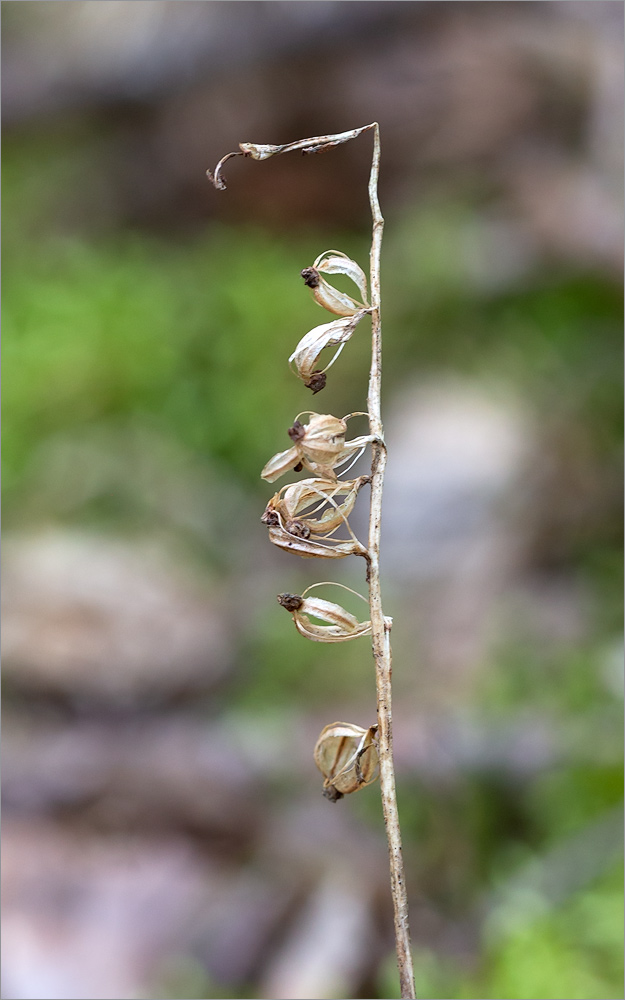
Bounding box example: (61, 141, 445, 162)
(2, 3, 623, 999)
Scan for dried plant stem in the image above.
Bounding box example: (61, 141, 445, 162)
(365, 124, 416, 1000)
(208, 122, 416, 999)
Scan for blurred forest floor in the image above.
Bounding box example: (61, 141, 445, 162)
(2, 3, 623, 999)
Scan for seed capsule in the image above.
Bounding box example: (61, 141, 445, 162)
(314, 722, 379, 801)
(301, 250, 369, 317)
(262, 477, 369, 559)
(277, 591, 372, 643)
(264, 476, 369, 535)
(261, 413, 374, 483)
(289, 311, 368, 391)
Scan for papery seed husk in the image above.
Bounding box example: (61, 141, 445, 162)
(261, 445, 302, 483)
(299, 596, 361, 630)
(261, 419, 372, 486)
(312, 478, 364, 531)
(267, 526, 362, 559)
(301, 460, 339, 482)
(332, 434, 375, 471)
(289, 314, 364, 367)
(315, 253, 369, 306)
(300, 414, 347, 465)
(281, 477, 367, 534)
(314, 722, 379, 796)
(292, 617, 373, 643)
(289, 312, 367, 383)
(279, 478, 339, 515)
(289, 594, 373, 641)
(311, 279, 363, 317)
(280, 480, 344, 524)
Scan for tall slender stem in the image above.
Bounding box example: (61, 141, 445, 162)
(208, 122, 416, 999)
(365, 124, 416, 1000)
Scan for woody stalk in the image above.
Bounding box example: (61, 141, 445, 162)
(208, 124, 416, 1000)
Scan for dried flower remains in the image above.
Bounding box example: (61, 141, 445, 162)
(277, 583, 376, 643)
(314, 722, 379, 801)
(289, 310, 369, 393)
(301, 250, 369, 317)
(261, 476, 369, 559)
(261, 412, 373, 483)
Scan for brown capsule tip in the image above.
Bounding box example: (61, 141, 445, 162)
(288, 420, 306, 442)
(301, 267, 320, 289)
(323, 784, 344, 803)
(261, 507, 280, 526)
(277, 593, 304, 612)
(306, 371, 327, 394)
(285, 519, 311, 539)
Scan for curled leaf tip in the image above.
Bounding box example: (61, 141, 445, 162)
(206, 151, 243, 191)
(205, 169, 225, 191)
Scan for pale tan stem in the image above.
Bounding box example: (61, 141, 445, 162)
(365, 124, 416, 1000)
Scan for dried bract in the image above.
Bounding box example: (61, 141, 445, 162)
(314, 722, 379, 801)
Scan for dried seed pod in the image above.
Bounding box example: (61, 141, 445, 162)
(289, 311, 368, 392)
(297, 413, 347, 466)
(314, 722, 379, 801)
(300, 250, 369, 317)
(316, 251, 369, 305)
(261, 413, 375, 483)
(264, 477, 369, 536)
(262, 477, 369, 559)
(277, 587, 372, 643)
